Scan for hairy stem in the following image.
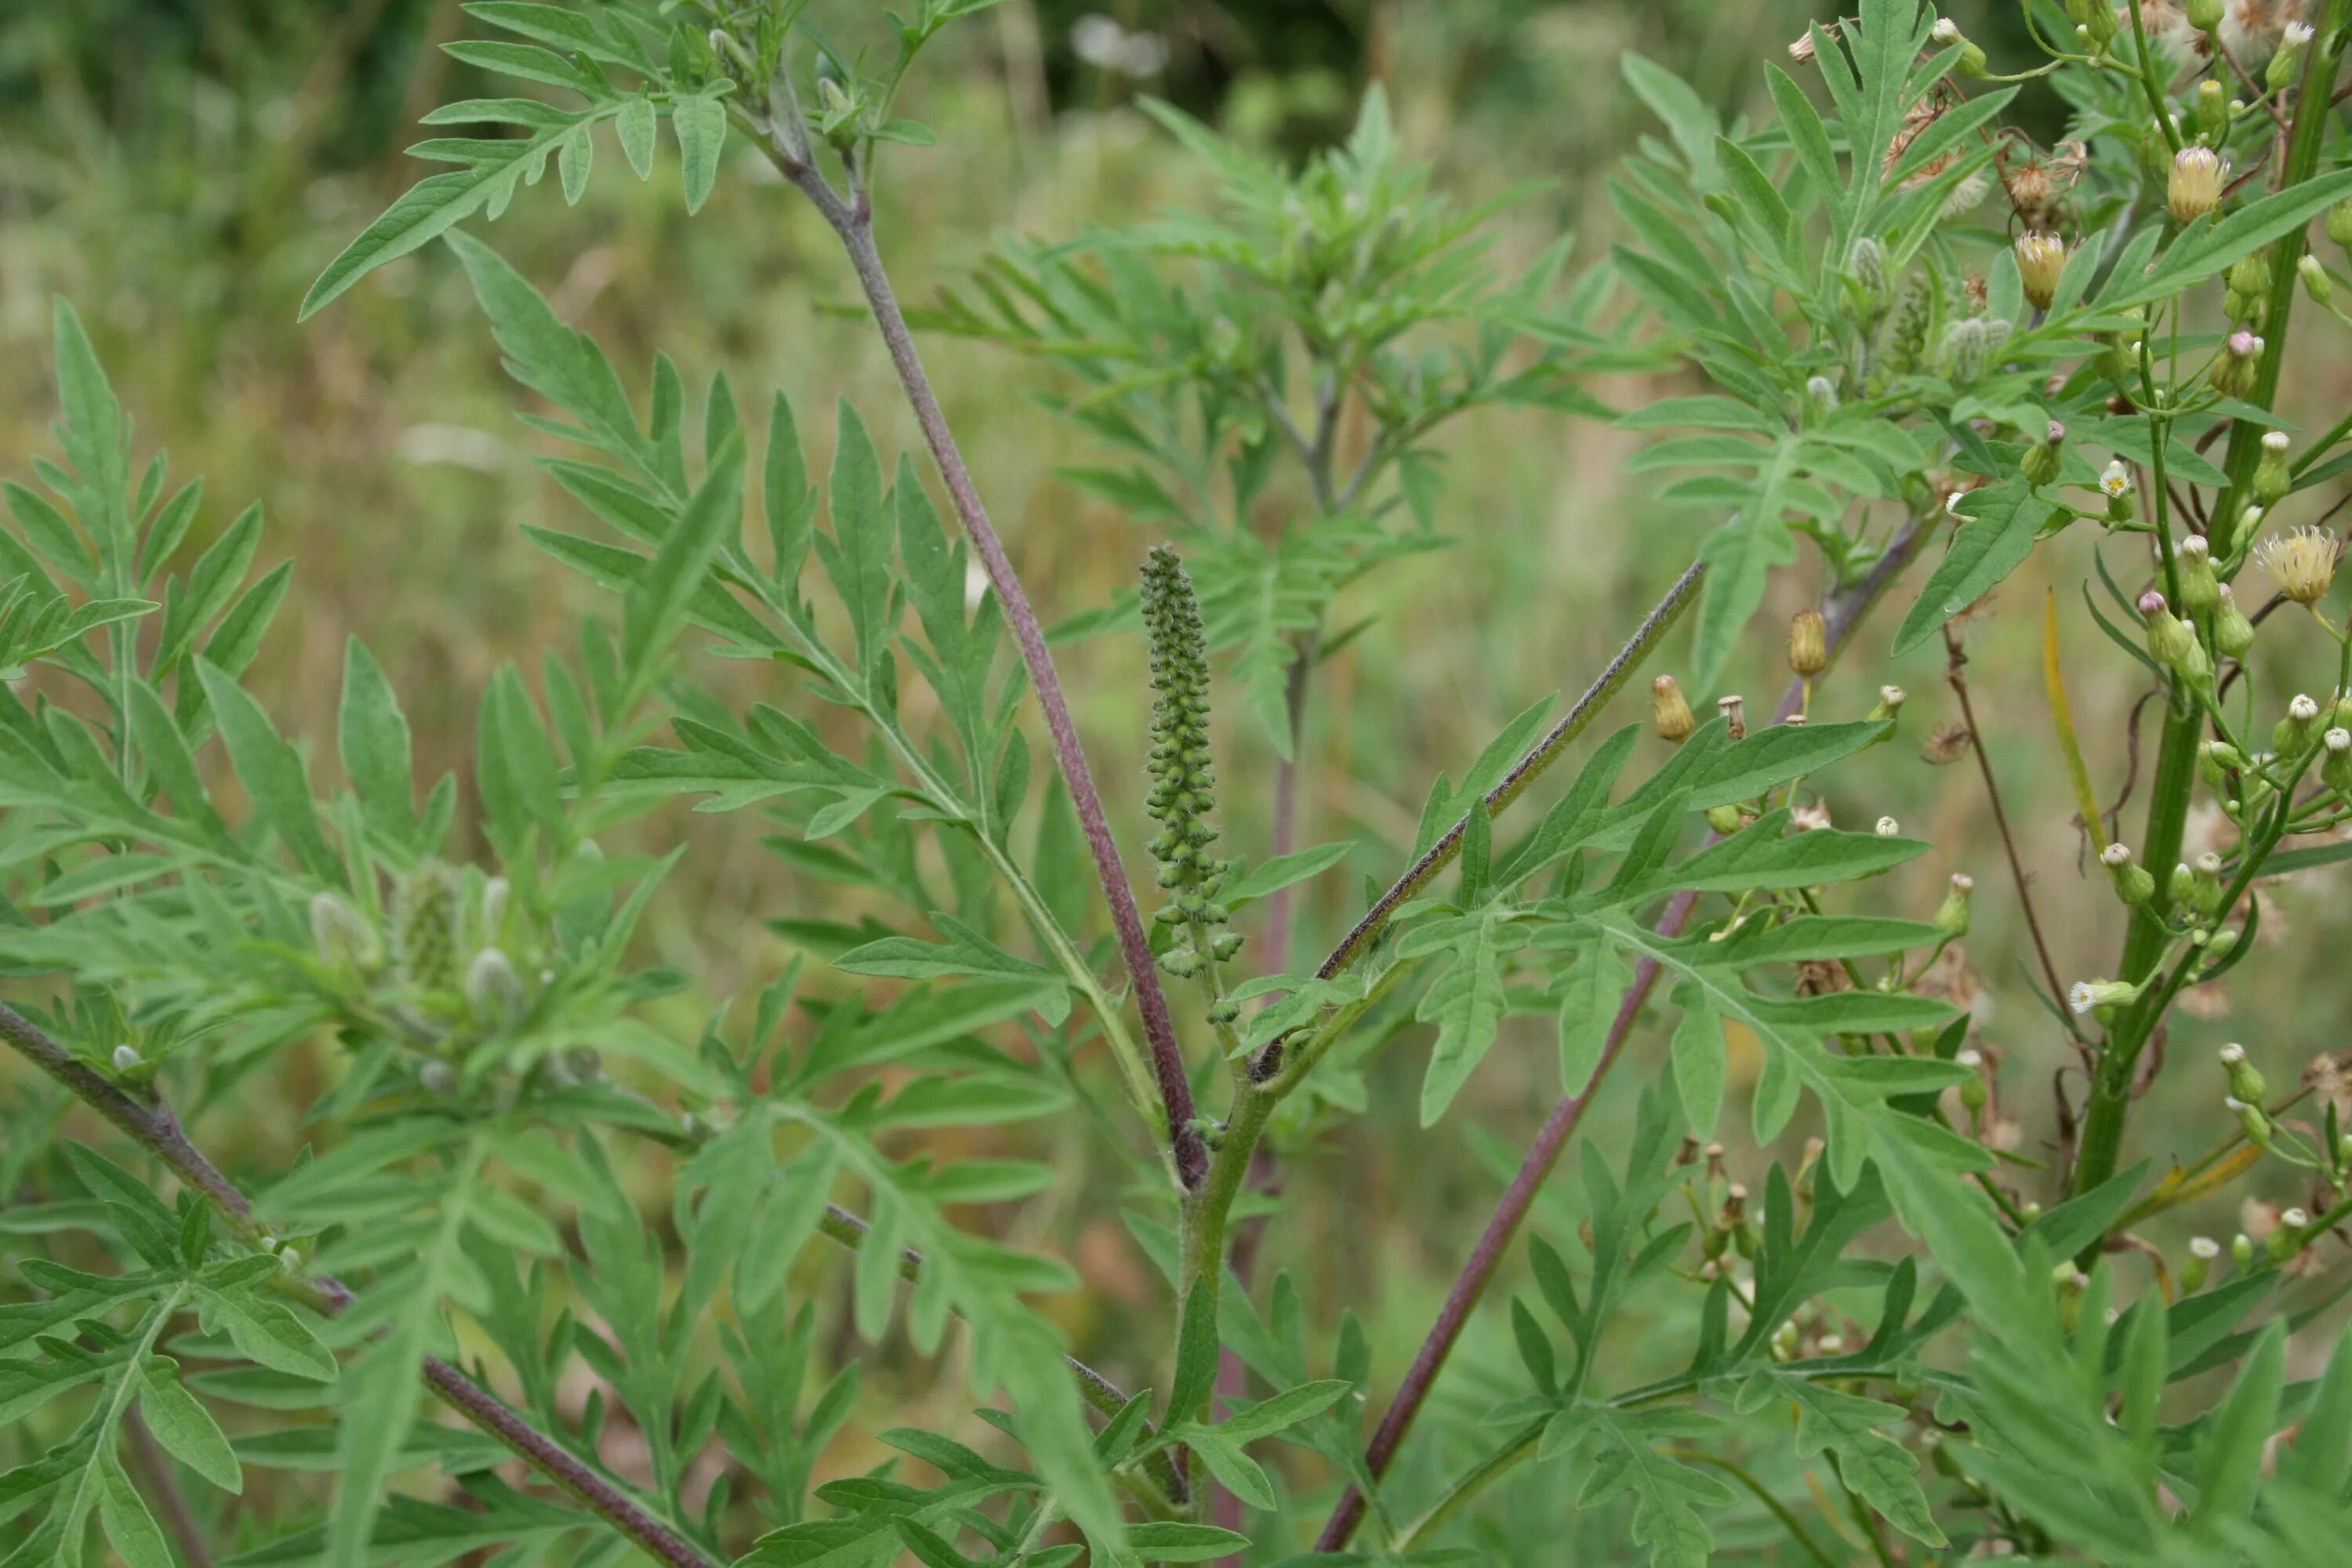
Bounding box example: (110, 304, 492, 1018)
(2073, 0, 2352, 1198)
(0, 1002, 721, 1568)
(1312, 558, 1707, 985)
(771, 152, 1207, 1189)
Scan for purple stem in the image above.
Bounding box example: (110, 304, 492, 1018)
(776, 158, 1206, 1189)
(1314, 510, 1936, 1551)
(0, 1004, 721, 1568)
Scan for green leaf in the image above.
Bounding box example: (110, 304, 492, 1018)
(140, 1360, 243, 1494)
(194, 1286, 337, 1382)
(836, 916, 1071, 1027)
(1414, 909, 1512, 1125)
(1123, 1523, 1252, 1563)
(672, 92, 728, 215)
(1218, 842, 1351, 908)
(1214, 1378, 1350, 1442)
(815, 401, 893, 684)
(1668, 987, 1724, 1137)
(1690, 440, 1798, 687)
(1183, 1432, 1273, 1511)
(1891, 481, 2045, 655)
(1572, 1407, 1733, 1568)
(2100, 168, 2352, 312)
(1743, 1370, 1944, 1544)
(622, 429, 746, 686)
(302, 107, 612, 319)
(96, 1447, 173, 1568)
(616, 96, 656, 178)
(1555, 931, 1630, 1098)
(195, 659, 340, 884)
(476, 665, 563, 855)
(339, 639, 415, 845)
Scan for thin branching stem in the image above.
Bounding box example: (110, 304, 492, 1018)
(766, 148, 1207, 1189)
(0, 1002, 722, 1568)
(1316, 504, 1938, 1552)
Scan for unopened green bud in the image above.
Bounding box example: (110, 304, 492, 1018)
(2323, 727, 2352, 794)
(2190, 851, 2227, 917)
(2184, 1235, 2220, 1291)
(2219, 1041, 2267, 1103)
(1868, 684, 1906, 726)
(1956, 1048, 1988, 1112)
(394, 863, 461, 991)
(2169, 860, 2198, 910)
(2331, 199, 2352, 251)
(2187, 0, 2224, 26)
(2269, 20, 2314, 89)
(2232, 1232, 2256, 1266)
(2228, 252, 2269, 299)
(2067, 0, 2117, 45)
(2194, 77, 2227, 132)
(2252, 430, 2292, 506)
(2301, 252, 2335, 306)
(2021, 419, 2066, 487)
(2275, 693, 2325, 757)
(2205, 927, 2240, 963)
(1160, 946, 1204, 978)
(2212, 583, 2257, 657)
(1929, 16, 1988, 74)
(1210, 929, 1245, 961)
(2229, 1095, 2272, 1147)
(111, 1043, 142, 1072)
(2100, 842, 2158, 906)
(2213, 329, 2263, 399)
(1705, 803, 1746, 836)
(2139, 591, 2209, 683)
(2267, 1207, 2310, 1260)
(1848, 237, 1888, 309)
(1934, 873, 1974, 938)
(2176, 534, 2220, 615)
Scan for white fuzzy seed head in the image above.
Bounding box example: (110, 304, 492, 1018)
(111, 1044, 140, 1070)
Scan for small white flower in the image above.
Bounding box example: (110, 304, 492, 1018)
(1930, 16, 1961, 43)
(1955, 1048, 1984, 1069)
(2328, 728, 2352, 755)
(2285, 21, 2315, 47)
(1949, 873, 1974, 891)
(2100, 460, 2133, 499)
(1878, 684, 1905, 709)
(1875, 815, 1900, 837)
(2263, 429, 2292, 456)
(2069, 982, 2097, 1014)
(2292, 693, 2321, 721)
(2225, 1094, 2254, 1113)
(2220, 1042, 2247, 1065)
(2283, 1207, 2311, 1228)
(2190, 1236, 2220, 1259)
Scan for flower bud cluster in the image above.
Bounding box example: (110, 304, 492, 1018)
(1139, 546, 1241, 980)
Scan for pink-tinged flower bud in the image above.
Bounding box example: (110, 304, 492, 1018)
(2169, 146, 2225, 223)
(2212, 330, 2263, 398)
(2140, 591, 2206, 681)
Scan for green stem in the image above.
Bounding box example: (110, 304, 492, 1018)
(2073, 0, 2352, 1200)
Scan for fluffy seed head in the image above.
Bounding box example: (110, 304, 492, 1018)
(2169, 146, 2226, 223)
(2254, 526, 2339, 604)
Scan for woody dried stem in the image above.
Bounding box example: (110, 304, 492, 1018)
(0, 1001, 723, 1568)
(761, 139, 1207, 1190)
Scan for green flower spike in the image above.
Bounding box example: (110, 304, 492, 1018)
(1140, 546, 1240, 991)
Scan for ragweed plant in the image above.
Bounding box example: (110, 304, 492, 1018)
(5, 2, 2352, 1566)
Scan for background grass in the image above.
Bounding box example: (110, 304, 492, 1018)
(8, 1, 2352, 1555)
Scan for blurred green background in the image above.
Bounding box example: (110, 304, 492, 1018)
(9, 1, 2352, 1553)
